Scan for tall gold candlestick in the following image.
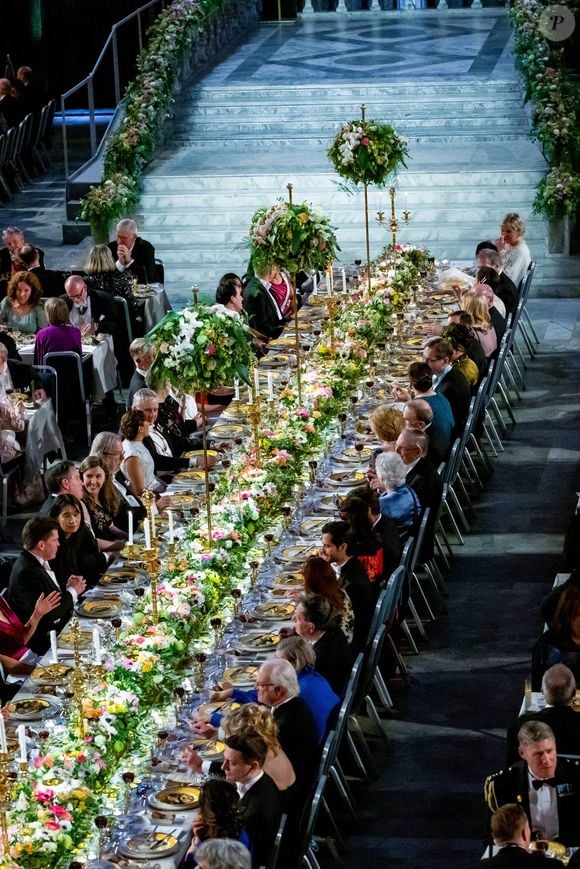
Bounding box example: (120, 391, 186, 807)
(0, 751, 10, 857)
(70, 617, 86, 739)
(360, 104, 372, 295)
(145, 548, 160, 625)
(389, 186, 398, 251)
(192, 284, 199, 306)
(199, 391, 212, 547)
(248, 401, 262, 469)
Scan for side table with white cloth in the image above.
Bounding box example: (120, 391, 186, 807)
(23, 398, 66, 481)
(133, 284, 172, 333)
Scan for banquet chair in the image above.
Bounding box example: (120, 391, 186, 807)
(295, 774, 330, 869)
(267, 813, 287, 869)
(0, 134, 13, 200)
(112, 295, 134, 388)
(2, 127, 23, 192)
(15, 114, 35, 182)
(0, 457, 23, 526)
(153, 258, 165, 285)
(44, 351, 91, 447)
(517, 261, 539, 351)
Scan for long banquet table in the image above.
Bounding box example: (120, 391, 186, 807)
(4, 249, 455, 866)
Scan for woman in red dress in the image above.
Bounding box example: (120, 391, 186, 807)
(0, 590, 61, 669)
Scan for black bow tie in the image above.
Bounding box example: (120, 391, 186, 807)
(77, 305, 87, 316)
(532, 777, 557, 789)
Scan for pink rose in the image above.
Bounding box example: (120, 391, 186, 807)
(361, 137, 370, 146)
(207, 344, 216, 355)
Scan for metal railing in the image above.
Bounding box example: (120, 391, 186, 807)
(60, 0, 169, 181)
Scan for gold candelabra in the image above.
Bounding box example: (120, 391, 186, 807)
(70, 616, 86, 739)
(0, 751, 10, 858)
(192, 284, 199, 306)
(142, 489, 157, 544)
(360, 103, 372, 295)
(247, 400, 262, 469)
(325, 296, 339, 351)
(376, 187, 411, 252)
(145, 546, 161, 625)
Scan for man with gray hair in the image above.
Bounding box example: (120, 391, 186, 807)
(108, 218, 156, 285)
(255, 658, 319, 796)
(476, 246, 518, 314)
(403, 397, 451, 465)
(505, 664, 580, 766)
(195, 839, 251, 869)
(485, 720, 580, 846)
(132, 388, 191, 477)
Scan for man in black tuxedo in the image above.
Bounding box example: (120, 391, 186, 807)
(294, 593, 354, 696)
(320, 520, 373, 653)
(62, 275, 117, 337)
(506, 665, 580, 767)
(221, 733, 282, 869)
(18, 244, 64, 298)
(476, 247, 518, 315)
(397, 428, 443, 514)
(481, 803, 562, 867)
(108, 219, 156, 286)
(485, 720, 580, 847)
(423, 337, 471, 434)
(6, 516, 86, 655)
(132, 389, 191, 478)
(255, 659, 319, 797)
(0, 227, 45, 279)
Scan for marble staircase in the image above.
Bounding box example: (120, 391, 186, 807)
(139, 78, 575, 304)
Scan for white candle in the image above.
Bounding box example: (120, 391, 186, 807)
(128, 511, 134, 546)
(328, 268, 333, 296)
(151, 509, 156, 539)
(50, 630, 58, 664)
(234, 379, 240, 401)
(168, 510, 174, 544)
(313, 271, 318, 292)
(17, 724, 26, 764)
(93, 628, 102, 665)
(144, 518, 151, 550)
(0, 716, 7, 754)
(341, 268, 347, 293)
(247, 388, 253, 406)
(254, 367, 260, 395)
(267, 373, 274, 402)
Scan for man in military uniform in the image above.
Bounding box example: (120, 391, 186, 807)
(481, 803, 562, 867)
(484, 720, 580, 848)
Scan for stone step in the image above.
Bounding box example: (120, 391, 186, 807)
(173, 126, 528, 142)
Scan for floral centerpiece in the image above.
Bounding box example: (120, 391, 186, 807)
(328, 119, 408, 189)
(145, 304, 253, 394)
(248, 201, 340, 276)
(79, 172, 138, 243)
(533, 164, 580, 218)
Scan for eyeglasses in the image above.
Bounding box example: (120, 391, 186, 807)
(255, 682, 276, 689)
(103, 451, 123, 459)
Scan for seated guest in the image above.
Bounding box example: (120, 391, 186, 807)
(17, 244, 65, 298)
(506, 664, 580, 767)
(40, 459, 92, 528)
(403, 397, 451, 465)
(215, 274, 244, 316)
(79, 456, 128, 553)
(393, 362, 457, 445)
(395, 428, 443, 514)
(375, 451, 422, 540)
(62, 275, 117, 337)
(495, 213, 532, 290)
(120, 409, 170, 501)
(254, 659, 319, 798)
(0, 78, 24, 130)
(440, 323, 482, 389)
(90, 431, 146, 525)
(484, 721, 580, 847)
(127, 337, 156, 410)
(195, 839, 251, 869)
(221, 733, 283, 869)
(242, 264, 294, 343)
(108, 219, 156, 286)
(423, 337, 471, 434)
(0, 587, 61, 669)
(320, 520, 374, 653)
(33, 297, 81, 365)
(83, 244, 135, 304)
(336, 496, 385, 587)
(481, 803, 561, 867)
(473, 278, 507, 348)
(541, 569, 580, 628)
(132, 388, 191, 478)
(0, 271, 47, 333)
(1, 227, 44, 279)
(344, 485, 402, 589)
(48, 494, 107, 587)
(365, 403, 404, 491)
(182, 779, 248, 869)
(475, 265, 507, 319)
(302, 553, 354, 642)
(476, 247, 518, 315)
(7, 516, 86, 654)
(532, 586, 580, 690)
(293, 593, 354, 696)
(462, 289, 498, 359)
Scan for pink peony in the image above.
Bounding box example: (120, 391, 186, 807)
(207, 344, 216, 355)
(361, 137, 370, 146)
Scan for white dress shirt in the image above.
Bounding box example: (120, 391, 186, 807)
(32, 553, 78, 603)
(236, 770, 264, 798)
(528, 769, 559, 840)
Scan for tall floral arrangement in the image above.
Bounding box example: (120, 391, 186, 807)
(248, 201, 340, 276)
(328, 119, 408, 189)
(509, 0, 580, 218)
(146, 305, 253, 393)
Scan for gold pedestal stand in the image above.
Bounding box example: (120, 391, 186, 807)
(70, 616, 87, 739)
(377, 186, 411, 255)
(0, 751, 10, 858)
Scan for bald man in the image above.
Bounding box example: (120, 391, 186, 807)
(62, 275, 117, 337)
(108, 219, 156, 285)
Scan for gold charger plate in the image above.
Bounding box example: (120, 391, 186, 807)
(31, 663, 73, 685)
(254, 601, 295, 620)
(173, 469, 207, 483)
(338, 447, 373, 463)
(306, 295, 328, 307)
(238, 632, 281, 651)
(7, 695, 59, 720)
(279, 544, 318, 563)
(314, 493, 341, 513)
(327, 470, 366, 487)
(198, 700, 241, 717)
(100, 570, 142, 587)
(261, 354, 292, 368)
(168, 493, 197, 509)
(58, 628, 93, 650)
(192, 738, 226, 760)
(8, 391, 28, 402)
(223, 664, 260, 686)
(149, 785, 200, 811)
(183, 449, 218, 460)
(77, 598, 123, 618)
(119, 832, 178, 859)
(210, 423, 244, 438)
(529, 841, 568, 860)
(273, 571, 303, 588)
(299, 517, 328, 535)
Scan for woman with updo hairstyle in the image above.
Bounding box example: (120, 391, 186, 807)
(302, 554, 354, 642)
(224, 703, 296, 794)
(495, 212, 532, 289)
(441, 323, 481, 388)
(532, 585, 580, 690)
(0, 271, 47, 334)
(120, 409, 168, 501)
(83, 244, 137, 321)
(48, 494, 107, 587)
(183, 778, 249, 868)
(461, 290, 497, 359)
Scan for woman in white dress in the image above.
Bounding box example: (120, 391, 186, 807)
(120, 409, 169, 505)
(495, 212, 531, 290)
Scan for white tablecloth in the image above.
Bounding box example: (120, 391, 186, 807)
(135, 284, 172, 333)
(23, 399, 66, 481)
(19, 335, 118, 403)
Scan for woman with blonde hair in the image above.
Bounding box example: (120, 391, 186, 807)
(0, 271, 47, 334)
(83, 244, 136, 315)
(461, 290, 497, 359)
(495, 212, 531, 288)
(224, 703, 296, 793)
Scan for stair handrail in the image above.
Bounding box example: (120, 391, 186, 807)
(60, 0, 168, 180)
